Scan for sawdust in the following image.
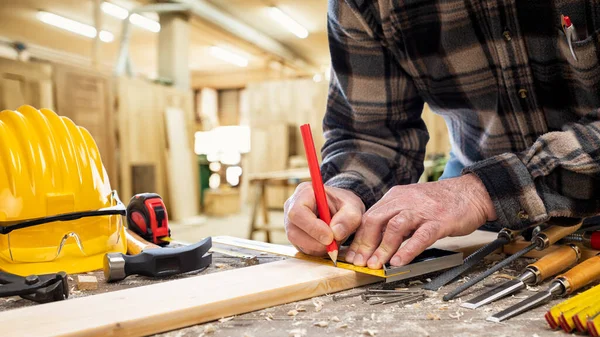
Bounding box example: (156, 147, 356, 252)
(426, 313, 441, 320)
(218, 316, 234, 323)
(215, 263, 228, 269)
(288, 328, 306, 337)
(526, 285, 540, 292)
(493, 273, 515, 280)
(265, 313, 274, 321)
(371, 313, 375, 320)
(287, 310, 299, 316)
(312, 298, 324, 312)
(337, 323, 348, 329)
(484, 253, 506, 262)
(203, 324, 216, 334)
(313, 321, 329, 327)
(448, 310, 464, 320)
(361, 329, 378, 336)
(295, 306, 307, 312)
(409, 280, 423, 286)
(330, 316, 340, 322)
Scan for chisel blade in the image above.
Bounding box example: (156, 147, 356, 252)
(423, 237, 506, 291)
(487, 290, 553, 323)
(462, 279, 526, 309)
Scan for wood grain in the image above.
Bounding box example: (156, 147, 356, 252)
(560, 256, 600, 293)
(0, 259, 379, 337)
(530, 245, 579, 281)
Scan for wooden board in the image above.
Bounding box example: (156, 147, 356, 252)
(164, 107, 199, 219)
(117, 77, 198, 217)
(53, 64, 117, 186)
(0, 57, 53, 111)
(0, 259, 379, 337)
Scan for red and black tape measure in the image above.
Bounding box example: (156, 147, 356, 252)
(126, 193, 171, 246)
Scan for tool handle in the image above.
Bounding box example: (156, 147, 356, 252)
(528, 244, 580, 281)
(537, 223, 582, 249)
(124, 237, 212, 278)
(126, 228, 160, 255)
(558, 255, 600, 294)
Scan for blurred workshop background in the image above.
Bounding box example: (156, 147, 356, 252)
(0, 0, 450, 244)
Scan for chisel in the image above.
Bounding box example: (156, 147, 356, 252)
(461, 244, 580, 309)
(487, 254, 600, 323)
(444, 222, 582, 301)
(424, 228, 522, 291)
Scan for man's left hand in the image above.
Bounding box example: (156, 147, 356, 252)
(344, 174, 497, 269)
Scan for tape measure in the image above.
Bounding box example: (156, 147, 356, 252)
(126, 193, 172, 246)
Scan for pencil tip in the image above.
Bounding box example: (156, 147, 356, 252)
(328, 250, 338, 267)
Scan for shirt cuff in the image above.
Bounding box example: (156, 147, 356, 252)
(461, 153, 549, 230)
(321, 169, 376, 209)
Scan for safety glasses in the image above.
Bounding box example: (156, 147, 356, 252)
(0, 191, 126, 263)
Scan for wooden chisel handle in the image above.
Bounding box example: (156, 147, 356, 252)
(126, 228, 160, 255)
(556, 255, 600, 295)
(527, 244, 580, 283)
(535, 223, 583, 250)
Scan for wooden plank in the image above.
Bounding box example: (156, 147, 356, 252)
(53, 64, 116, 186)
(164, 107, 199, 219)
(0, 259, 379, 337)
(0, 57, 53, 111)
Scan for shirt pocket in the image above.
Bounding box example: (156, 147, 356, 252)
(557, 27, 600, 114)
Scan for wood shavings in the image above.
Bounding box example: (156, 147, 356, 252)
(312, 298, 324, 312)
(484, 308, 493, 312)
(243, 333, 253, 337)
(295, 306, 307, 312)
(287, 310, 299, 317)
(526, 285, 540, 292)
(292, 321, 303, 326)
(203, 324, 216, 334)
(492, 273, 515, 280)
(350, 304, 356, 307)
(288, 328, 307, 337)
(215, 263, 228, 269)
(532, 334, 540, 337)
(426, 313, 441, 320)
(395, 288, 409, 291)
(361, 329, 378, 336)
(408, 280, 423, 286)
(371, 313, 375, 320)
(265, 313, 274, 321)
(484, 253, 505, 262)
(438, 305, 449, 310)
(337, 323, 348, 329)
(218, 316, 234, 323)
(449, 310, 464, 320)
(313, 321, 329, 327)
(259, 313, 265, 316)
(330, 316, 340, 322)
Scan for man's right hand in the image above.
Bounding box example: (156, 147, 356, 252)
(284, 182, 365, 256)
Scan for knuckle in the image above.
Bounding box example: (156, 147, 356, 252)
(387, 216, 407, 234)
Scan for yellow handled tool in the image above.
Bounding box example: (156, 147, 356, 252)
(488, 254, 600, 323)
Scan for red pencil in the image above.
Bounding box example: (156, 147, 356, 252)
(299, 124, 338, 266)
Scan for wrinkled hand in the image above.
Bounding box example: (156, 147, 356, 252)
(345, 174, 497, 269)
(284, 182, 365, 256)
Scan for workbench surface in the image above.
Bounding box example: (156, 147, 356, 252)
(0, 244, 583, 337)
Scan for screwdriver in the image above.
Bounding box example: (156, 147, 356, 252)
(487, 254, 600, 323)
(461, 244, 580, 309)
(444, 222, 582, 301)
(424, 228, 522, 291)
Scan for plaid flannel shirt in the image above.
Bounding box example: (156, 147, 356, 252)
(321, 0, 600, 230)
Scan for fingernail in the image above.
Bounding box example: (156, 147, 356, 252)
(346, 251, 355, 262)
(319, 234, 332, 245)
(354, 254, 365, 266)
(390, 256, 403, 266)
(331, 224, 344, 239)
(367, 256, 378, 268)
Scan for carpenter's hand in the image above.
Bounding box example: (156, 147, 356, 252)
(345, 174, 497, 269)
(284, 182, 365, 256)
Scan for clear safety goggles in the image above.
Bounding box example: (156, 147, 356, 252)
(0, 191, 126, 263)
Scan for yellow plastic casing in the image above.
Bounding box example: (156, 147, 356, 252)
(0, 105, 126, 275)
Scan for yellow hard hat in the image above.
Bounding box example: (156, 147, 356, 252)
(0, 105, 126, 276)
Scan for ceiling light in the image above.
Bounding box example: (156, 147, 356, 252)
(268, 7, 308, 39)
(36, 11, 113, 43)
(130, 13, 161, 33)
(209, 47, 249, 67)
(101, 2, 128, 20)
(99, 30, 114, 42)
(101, 2, 161, 32)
